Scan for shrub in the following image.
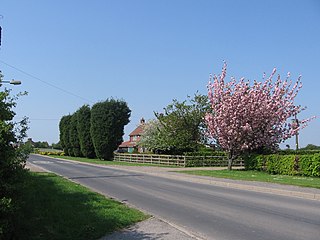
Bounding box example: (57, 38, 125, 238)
(278, 149, 320, 155)
(310, 154, 320, 177)
(91, 99, 131, 160)
(185, 151, 228, 157)
(244, 153, 320, 177)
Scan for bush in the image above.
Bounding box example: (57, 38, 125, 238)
(0, 88, 29, 239)
(185, 151, 228, 157)
(299, 154, 320, 177)
(244, 153, 320, 177)
(278, 149, 320, 155)
(38, 151, 64, 156)
(185, 156, 228, 167)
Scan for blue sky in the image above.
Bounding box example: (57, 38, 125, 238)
(1, 0, 319, 148)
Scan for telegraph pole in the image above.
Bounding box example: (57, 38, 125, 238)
(0, 15, 3, 47)
(294, 114, 300, 151)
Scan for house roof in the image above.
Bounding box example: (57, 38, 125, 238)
(129, 125, 144, 137)
(118, 141, 137, 148)
(118, 118, 145, 148)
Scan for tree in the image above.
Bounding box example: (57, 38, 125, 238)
(0, 85, 29, 238)
(300, 144, 320, 150)
(59, 115, 72, 156)
(69, 113, 82, 157)
(205, 63, 314, 170)
(91, 99, 131, 160)
(33, 141, 49, 148)
(139, 94, 210, 154)
(51, 141, 62, 150)
(138, 119, 167, 153)
(76, 105, 95, 158)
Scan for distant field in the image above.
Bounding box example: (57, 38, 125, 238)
(36, 148, 63, 153)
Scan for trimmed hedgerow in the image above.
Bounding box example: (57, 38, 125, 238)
(278, 149, 320, 155)
(243, 153, 320, 177)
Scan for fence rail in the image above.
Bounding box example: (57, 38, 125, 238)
(113, 153, 244, 167)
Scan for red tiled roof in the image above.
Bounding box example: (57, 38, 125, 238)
(119, 119, 145, 148)
(118, 141, 137, 148)
(129, 125, 144, 137)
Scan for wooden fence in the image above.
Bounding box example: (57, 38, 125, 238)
(113, 153, 244, 167)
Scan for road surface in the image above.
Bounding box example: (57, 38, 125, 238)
(28, 154, 320, 240)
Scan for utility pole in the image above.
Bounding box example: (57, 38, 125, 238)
(0, 15, 3, 46)
(294, 114, 300, 151)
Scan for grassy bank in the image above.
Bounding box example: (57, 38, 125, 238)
(15, 172, 148, 240)
(178, 170, 320, 189)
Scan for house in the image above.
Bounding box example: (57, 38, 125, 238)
(118, 118, 145, 153)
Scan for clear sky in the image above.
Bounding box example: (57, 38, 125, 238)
(1, 0, 319, 148)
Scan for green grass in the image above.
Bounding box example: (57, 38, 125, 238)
(178, 169, 320, 189)
(15, 172, 148, 240)
(45, 154, 180, 168)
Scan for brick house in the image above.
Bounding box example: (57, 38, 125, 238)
(118, 118, 145, 153)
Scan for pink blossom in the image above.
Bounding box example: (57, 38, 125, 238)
(205, 64, 314, 158)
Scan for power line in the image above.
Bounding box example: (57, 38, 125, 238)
(0, 59, 94, 103)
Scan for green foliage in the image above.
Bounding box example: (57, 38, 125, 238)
(185, 150, 228, 157)
(243, 153, 320, 177)
(51, 141, 62, 150)
(33, 141, 49, 148)
(59, 115, 72, 156)
(139, 94, 210, 155)
(185, 157, 229, 167)
(38, 151, 65, 156)
(91, 99, 131, 160)
(69, 113, 82, 157)
(278, 149, 320, 155)
(137, 119, 167, 153)
(0, 86, 30, 239)
(298, 154, 320, 177)
(76, 105, 95, 158)
(300, 144, 320, 150)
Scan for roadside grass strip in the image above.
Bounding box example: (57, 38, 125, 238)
(178, 170, 320, 189)
(16, 172, 148, 240)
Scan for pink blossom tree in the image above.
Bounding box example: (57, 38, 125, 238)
(205, 63, 314, 170)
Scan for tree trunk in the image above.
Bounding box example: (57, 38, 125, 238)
(227, 158, 233, 171)
(227, 152, 234, 171)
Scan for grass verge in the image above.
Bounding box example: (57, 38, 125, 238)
(178, 170, 320, 189)
(44, 154, 180, 168)
(15, 172, 148, 240)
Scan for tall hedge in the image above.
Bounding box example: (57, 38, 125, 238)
(90, 99, 131, 160)
(59, 115, 72, 156)
(76, 105, 95, 158)
(69, 113, 82, 157)
(244, 153, 320, 177)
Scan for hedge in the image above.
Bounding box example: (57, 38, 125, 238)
(278, 149, 320, 155)
(244, 153, 320, 177)
(184, 151, 228, 157)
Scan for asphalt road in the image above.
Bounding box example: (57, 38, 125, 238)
(28, 154, 320, 240)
